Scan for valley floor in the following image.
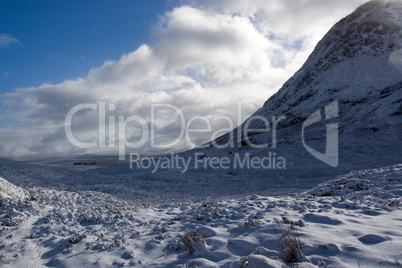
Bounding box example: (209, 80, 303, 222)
(0, 165, 401, 267)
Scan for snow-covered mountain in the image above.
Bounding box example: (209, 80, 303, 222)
(198, 0, 402, 178)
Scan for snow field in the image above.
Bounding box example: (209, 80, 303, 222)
(0, 165, 401, 267)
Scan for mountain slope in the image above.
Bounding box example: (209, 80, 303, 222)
(197, 0, 402, 178)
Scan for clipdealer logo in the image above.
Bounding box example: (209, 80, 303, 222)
(302, 101, 339, 167)
(64, 101, 339, 171)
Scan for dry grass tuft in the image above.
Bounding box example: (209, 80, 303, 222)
(244, 219, 261, 228)
(180, 230, 206, 255)
(278, 226, 304, 264)
(395, 258, 402, 268)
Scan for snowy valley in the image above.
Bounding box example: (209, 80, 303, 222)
(1, 0, 402, 267)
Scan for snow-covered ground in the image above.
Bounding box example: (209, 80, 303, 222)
(1, 164, 401, 267)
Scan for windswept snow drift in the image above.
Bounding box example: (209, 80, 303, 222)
(0, 177, 26, 200)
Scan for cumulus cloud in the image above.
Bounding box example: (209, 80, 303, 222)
(0, 0, 368, 159)
(0, 33, 21, 47)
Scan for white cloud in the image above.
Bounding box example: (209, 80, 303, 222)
(0, 0, 368, 159)
(0, 33, 21, 47)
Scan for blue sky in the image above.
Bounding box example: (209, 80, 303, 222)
(0, 0, 174, 93)
(0, 0, 368, 159)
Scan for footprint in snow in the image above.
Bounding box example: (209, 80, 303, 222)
(303, 214, 343, 225)
(358, 234, 389, 245)
(226, 239, 257, 256)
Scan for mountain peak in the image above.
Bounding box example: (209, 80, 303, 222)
(259, 0, 402, 113)
(304, 0, 401, 74)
